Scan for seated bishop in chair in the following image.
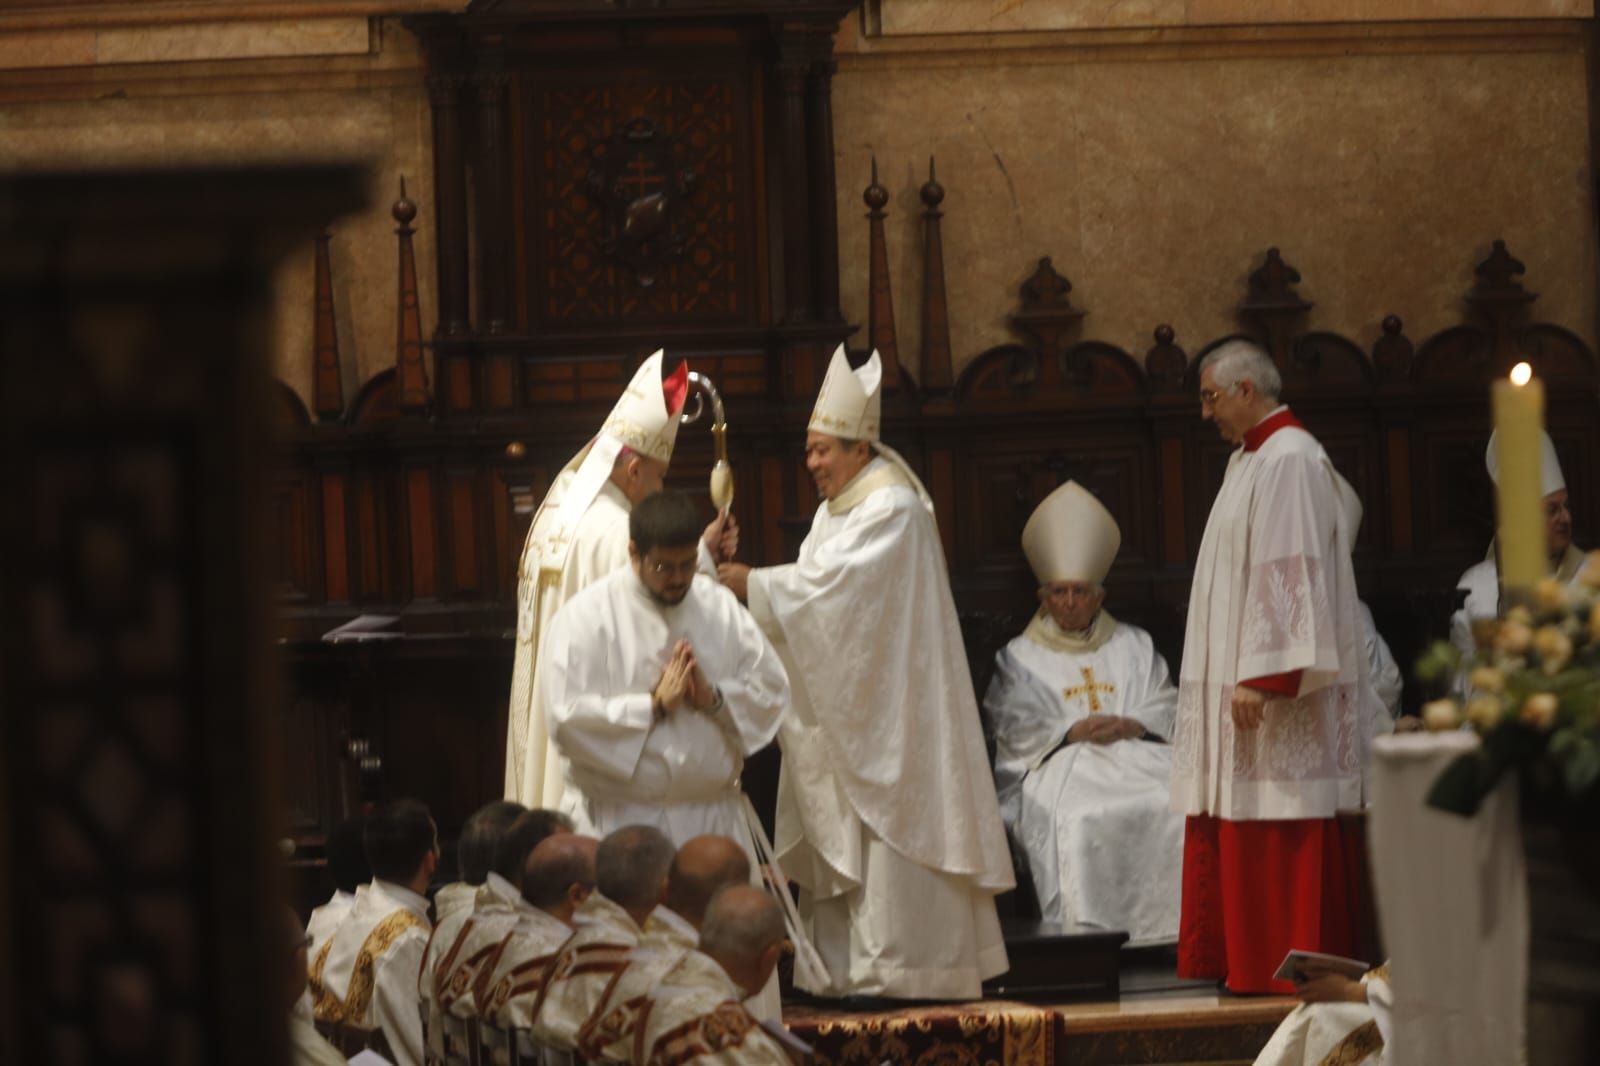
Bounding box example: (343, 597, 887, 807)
(982, 481, 1185, 944)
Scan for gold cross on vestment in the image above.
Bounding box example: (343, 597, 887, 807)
(1063, 666, 1116, 714)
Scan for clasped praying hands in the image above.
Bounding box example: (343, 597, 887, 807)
(651, 639, 717, 719)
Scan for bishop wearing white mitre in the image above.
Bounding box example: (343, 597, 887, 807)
(718, 346, 1014, 1000)
(506, 350, 731, 808)
(1450, 429, 1583, 666)
(983, 480, 1184, 943)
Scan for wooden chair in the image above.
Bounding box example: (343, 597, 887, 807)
(440, 1012, 482, 1066)
(314, 1018, 396, 1062)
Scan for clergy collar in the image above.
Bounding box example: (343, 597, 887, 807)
(1485, 539, 1587, 585)
(1241, 405, 1302, 452)
(372, 878, 431, 921)
(576, 891, 643, 934)
(486, 871, 521, 907)
(827, 454, 907, 515)
(1024, 608, 1117, 654)
(645, 905, 698, 944)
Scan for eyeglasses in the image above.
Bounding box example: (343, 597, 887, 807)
(1198, 383, 1239, 406)
(647, 558, 698, 578)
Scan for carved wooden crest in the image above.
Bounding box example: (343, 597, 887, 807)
(584, 116, 700, 288)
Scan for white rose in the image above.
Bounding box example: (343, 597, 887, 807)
(1422, 699, 1462, 732)
(1520, 693, 1559, 732)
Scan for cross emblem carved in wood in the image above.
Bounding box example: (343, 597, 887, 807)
(1063, 667, 1116, 714)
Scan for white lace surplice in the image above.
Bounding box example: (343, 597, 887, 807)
(984, 620, 1183, 943)
(1171, 426, 1378, 821)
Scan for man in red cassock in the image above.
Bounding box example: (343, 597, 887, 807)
(1171, 339, 1381, 994)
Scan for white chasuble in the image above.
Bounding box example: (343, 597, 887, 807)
(1254, 966, 1391, 1066)
(1448, 544, 1586, 668)
(507, 473, 634, 807)
(1172, 423, 1378, 822)
(528, 894, 642, 1053)
(576, 905, 698, 1063)
(306, 888, 357, 956)
(636, 951, 791, 1066)
(983, 614, 1183, 943)
(745, 454, 1013, 998)
(309, 879, 432, 1066)
(421, 874, 525, 1060)
(289, 1012, 349, 1066)
(542, 568, 788, 850)
(479, 905, 576, 1031)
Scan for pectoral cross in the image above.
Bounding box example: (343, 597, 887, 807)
(1063, 666, 1115, 714)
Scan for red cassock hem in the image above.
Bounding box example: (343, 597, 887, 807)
(1176, 814, 1365, 994)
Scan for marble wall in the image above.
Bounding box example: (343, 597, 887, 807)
(866, 0, 1594, 35)
(0, 16, 436, 412)
(832, 17, 1599, 380)
(0, 8, 1594, 398)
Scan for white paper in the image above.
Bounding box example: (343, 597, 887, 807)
(322, 614, 402, 643)
(1272, 948, 1371, 984)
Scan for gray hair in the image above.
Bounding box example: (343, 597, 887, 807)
(595, 825, 674, 911)
(1202, 340, 1281, 401)
(699, 885, 784, 964)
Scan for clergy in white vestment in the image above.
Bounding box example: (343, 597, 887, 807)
(1359, 603, 1403, 721)
(635, 887, 796, 1066)
(306, 816, 370, 955)
(284, 906, 346, 1066)
(1449, 430, 1584, 668)
(542, 489, 787, 855)
(506, 350, 736, 809)
(422, 806, 570, 1063)
(577, 836, 750, 1063)
(1254, 961, 1393, 1066)
(1172, 341, 1380, 995)
(982, 480, 1184, 944)
(526, 826, 674, 1054)
(310, 799, 438, 1066)
(479, 833, 596, 1034)
(717, 345, 1014, 1001)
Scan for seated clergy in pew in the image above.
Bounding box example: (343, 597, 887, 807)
(1254, 959, 1393, 1066)
(634, 886, 801, 1066)
(285, 907, 346, 1066)
(480, 832, 599, 1066)
(982, 481, 1184, 944)
(310, 799, 438, 1066)
(433, 802, 525, 928)
(423, 807, 573, 1065)
(306, 816, 371, 957)
(577, 835, 751, 1063)
(515, 826, 674, 1060)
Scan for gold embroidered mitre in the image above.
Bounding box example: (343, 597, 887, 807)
(808, 344, 882, 442)
(600, 348, 689, 463)
(1022, 480, 1120, 586)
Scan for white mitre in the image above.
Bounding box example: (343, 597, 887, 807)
(1486, 429, 1565, 496)
(1021, 480, 1120, 586)
(535, 349, 687, 572)
(809, 344, 882, 442)
(598, 349, 687, 463)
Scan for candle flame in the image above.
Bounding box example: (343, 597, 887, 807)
(1510, 362, 1533, 386)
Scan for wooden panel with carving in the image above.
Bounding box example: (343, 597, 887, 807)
(520, 55, 759, 330)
